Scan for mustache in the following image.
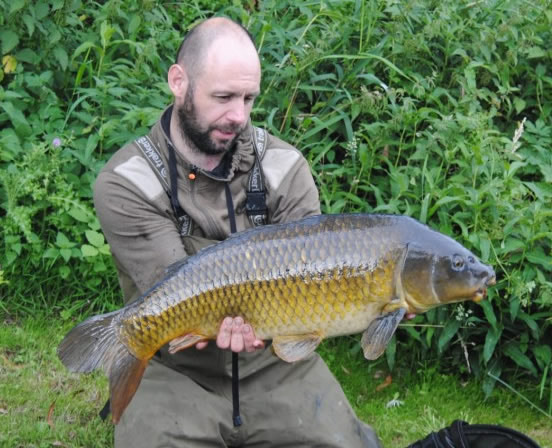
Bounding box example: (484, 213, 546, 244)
(211, 123, 244, 134)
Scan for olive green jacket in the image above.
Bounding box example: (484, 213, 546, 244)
(93, 107, 321, 381)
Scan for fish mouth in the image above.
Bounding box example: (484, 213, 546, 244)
(472, 275, 496, 303)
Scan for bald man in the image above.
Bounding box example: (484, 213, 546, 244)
(94, 17, 382, 448)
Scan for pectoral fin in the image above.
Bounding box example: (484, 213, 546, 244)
(168, 333, 208, 354)
(361, 308, 406, 360)
(272, 333, 324, 362)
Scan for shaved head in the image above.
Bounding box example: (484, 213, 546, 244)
(167, 17, 261, 165)
(175, 17, 258, 83)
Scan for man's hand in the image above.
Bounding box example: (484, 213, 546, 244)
(195, 316, 265, 352)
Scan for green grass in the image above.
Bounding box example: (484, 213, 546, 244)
(0, 316, 113, 448)
(1, 315, 550, 447)
(321, 339, 552, 447)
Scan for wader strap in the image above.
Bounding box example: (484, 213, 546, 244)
(224, 182, 242, 427)
(247, 127, 268, 227)
(167, 143, 192, 236)
(134, 136, 191, 236)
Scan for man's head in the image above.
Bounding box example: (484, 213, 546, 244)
(168, 18, 261, 156)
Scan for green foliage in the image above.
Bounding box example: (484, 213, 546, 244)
(0, 0, 550, 409)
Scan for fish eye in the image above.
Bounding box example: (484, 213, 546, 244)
(452, 255, 465, 271)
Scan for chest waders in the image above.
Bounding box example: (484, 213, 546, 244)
(100, 127, 269, 427)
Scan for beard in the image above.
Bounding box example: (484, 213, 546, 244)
(176, 88, 245, 156)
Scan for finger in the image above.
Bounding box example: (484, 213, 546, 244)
(216, 317, 233, 349)
(242, 324, 264, 352)
(230, 318, 245, 352)
(406, 313, 417, 320)
(242, 324, 256, 352)
(195, 341, 209, 350)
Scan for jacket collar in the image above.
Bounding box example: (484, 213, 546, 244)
(154, 105, 256, 182)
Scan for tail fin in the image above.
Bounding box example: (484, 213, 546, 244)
(57, 310, 148, 423)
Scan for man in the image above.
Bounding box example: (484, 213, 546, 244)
(94, 17, 381, 447)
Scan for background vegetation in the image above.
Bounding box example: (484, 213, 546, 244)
(1, 0, 551, 445)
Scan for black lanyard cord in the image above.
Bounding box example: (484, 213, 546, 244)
(224, 182, 242, 427)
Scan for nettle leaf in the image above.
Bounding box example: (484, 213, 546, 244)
(483, 326, 502, 364)
(438, 319, 461, 353)
(504, 343, 538, 376)
(541, 164, 552, 183)
(55, 232, 75, 249)
(68, 207, 90, 223)
(22, 14, 35, 37)
(533, 345, 552, 370)
(513, 97, 526, 114)
(85, 230, 105, 248)
(128, 15, 142, 35)
(483, 362, 502, 398)
(60, 248, 72, 262)
(0, 29, 19, 54)
(9, 0, 26, 14)
(526, 247, 551, 271)
(51, 0, 64, 11)
(34, 0, 50, 20)
(0, 101, 32, 136)
(479, 237, 490, 262)
(43, 248, 59, 259)
(72, 41, 97, 61)
(81, 244, 99, 257)
(59, 265, 70, 279)
(499, 237, 525, 255)
(525, 182, 552, 202)
(527, 46, 547, 59)
(53, 46, 68, 71)
(16, 48, 39, 64)
(479, 299, 497, 329)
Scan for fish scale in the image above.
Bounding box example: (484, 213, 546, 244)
(58, 213, 496, 423)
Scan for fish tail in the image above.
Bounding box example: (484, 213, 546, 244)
(57, 310, 148, 423)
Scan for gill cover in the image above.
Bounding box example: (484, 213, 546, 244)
(401, 243, 438, 312)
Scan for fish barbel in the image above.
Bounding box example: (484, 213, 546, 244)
(58, 214, 495, 422)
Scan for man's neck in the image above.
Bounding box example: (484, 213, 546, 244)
(169, 114, 225, 172)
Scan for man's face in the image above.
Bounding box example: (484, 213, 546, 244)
(176, 38, 261, 156)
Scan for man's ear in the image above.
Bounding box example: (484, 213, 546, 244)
(168, 64, 189, 98)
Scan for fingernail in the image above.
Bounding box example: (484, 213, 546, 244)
(224, 317, 233, 325)
(243, 325, 250, 333)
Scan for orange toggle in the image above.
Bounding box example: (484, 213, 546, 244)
(188, 172, 196, 180)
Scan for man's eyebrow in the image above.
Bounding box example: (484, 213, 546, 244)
(212, 90, 260, 97)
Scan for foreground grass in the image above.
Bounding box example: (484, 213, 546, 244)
(1, 315, 550, 447)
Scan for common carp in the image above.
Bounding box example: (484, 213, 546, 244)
(58, 214, 495, 423)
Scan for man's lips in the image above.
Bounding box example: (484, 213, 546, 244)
(213, 129, 236, 140)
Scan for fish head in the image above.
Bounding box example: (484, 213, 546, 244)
(401, 235, 496, 313)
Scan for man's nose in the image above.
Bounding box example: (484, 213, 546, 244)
(226, 99, 247, 124)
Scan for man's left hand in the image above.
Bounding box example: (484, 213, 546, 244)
(195, 316, 265, 352)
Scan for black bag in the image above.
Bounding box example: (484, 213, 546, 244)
(407, 420, 542, 448)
